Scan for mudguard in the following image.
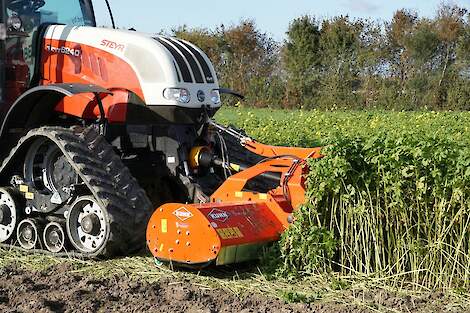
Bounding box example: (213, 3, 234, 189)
(0, 83, 111, 138)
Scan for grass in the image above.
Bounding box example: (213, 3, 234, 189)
(0, 248, 329, 300)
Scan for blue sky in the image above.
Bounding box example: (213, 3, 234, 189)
(94, 0, 470, 40)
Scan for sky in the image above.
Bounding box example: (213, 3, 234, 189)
(93, 0, 470, 41)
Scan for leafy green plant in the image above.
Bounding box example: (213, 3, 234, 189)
(217, 107, 470, 289)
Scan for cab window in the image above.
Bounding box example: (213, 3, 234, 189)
(6, 0, 95, 30)
(37, 0, 95, 26)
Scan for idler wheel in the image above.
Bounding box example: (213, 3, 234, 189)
(0, 188, 21, 243)
(66, 196, 108, 254)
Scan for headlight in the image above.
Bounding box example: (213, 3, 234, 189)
(210, 90, 221, 104)
(163, 88, 190, 103)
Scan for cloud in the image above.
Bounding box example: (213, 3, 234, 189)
(343, 0, 380, 13)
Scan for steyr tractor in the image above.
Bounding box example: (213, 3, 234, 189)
(0, 0, 321, 266)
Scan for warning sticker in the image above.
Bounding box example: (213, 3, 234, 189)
(216, 227, 244, 240)
(161, 219, 168, 233)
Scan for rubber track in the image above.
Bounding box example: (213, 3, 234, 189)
(0, 126, 153, 258)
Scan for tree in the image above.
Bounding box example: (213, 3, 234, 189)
(172, 21, 282, 107)
(317, 16, 363, 109)
(434, 4, 467, 107)
(385, 10, 418, 89)
(218, 20, 280, 106)
(169, 3, 470, 111)
(283, 15, 321, 108)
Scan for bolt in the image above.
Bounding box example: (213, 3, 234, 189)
(287, 214, 294, 224)
(23, 226, 33, 241)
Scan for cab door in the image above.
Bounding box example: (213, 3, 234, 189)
(2, 0, 38, 111)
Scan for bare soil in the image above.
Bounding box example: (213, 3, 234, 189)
(0, 263, 467, 313)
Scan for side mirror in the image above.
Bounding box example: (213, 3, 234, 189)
(218, 88, 245, 100)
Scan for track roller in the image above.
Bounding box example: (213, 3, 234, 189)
(43, 222, 66, 253)
(17, 219, 41, 250)
(66, 196, 108, 254)
(0, 188, 21, 244)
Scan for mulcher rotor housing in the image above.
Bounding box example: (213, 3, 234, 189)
(0, 0, 321, 265)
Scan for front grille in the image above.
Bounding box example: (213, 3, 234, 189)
(167, 38, 204, 83)
(154, 36, 215, 84)
(178, 39, 215, 84)
(155, 37, 192, 83)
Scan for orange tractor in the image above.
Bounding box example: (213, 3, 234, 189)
(0, 0, 321, 266)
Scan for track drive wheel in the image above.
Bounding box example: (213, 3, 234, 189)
(17, 219, 41, 250)
(66, 196, 108, 254)
(23, 138, 78, 211)
(0, 188, 21, 243)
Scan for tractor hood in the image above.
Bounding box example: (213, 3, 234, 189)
(42, 25, 221, 109)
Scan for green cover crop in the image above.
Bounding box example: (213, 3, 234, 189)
(217, 108, 470, 289)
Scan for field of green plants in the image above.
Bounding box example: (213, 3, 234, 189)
(216, 107, 470, 290)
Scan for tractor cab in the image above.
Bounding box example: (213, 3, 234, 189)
(0, 0, 96, 120)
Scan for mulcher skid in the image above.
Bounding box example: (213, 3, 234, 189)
(147, 139, 322, 267)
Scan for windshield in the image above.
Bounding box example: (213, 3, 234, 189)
(38, 0, 95, 26)
(7, 0, 96, 28)
(39, 0, 94, 26)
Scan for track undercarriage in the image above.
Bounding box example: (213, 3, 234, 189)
(0, 126, 152, 257)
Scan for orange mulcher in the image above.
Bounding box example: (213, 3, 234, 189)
(147, 124, 322, 267)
